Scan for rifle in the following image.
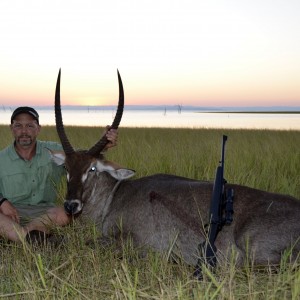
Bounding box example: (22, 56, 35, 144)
(194, 135, 234, 280)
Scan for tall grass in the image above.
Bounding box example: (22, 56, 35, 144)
(0, 125, 299, 299)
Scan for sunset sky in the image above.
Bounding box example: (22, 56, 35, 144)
(0, 0, 299, 107)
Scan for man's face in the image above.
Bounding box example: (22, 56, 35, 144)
(10, 113, 41, 147)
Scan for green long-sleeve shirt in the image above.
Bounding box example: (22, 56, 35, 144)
(0, 140, 65, 206)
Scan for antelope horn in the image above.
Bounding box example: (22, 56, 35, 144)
(87, 70, 124, 156)
(55, 69, 75, 154)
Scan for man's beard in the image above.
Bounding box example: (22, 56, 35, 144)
(17, 135, 33, 146)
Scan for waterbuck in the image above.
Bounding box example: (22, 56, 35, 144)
(50, 70, 300, 268)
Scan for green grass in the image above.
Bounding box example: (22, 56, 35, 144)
(0, 125, 300, 299)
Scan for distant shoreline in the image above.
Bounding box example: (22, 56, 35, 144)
(1, 105, 300, 113)
(200, 111, 300, 114)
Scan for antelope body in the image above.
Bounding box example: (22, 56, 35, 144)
(51, 70, 300, 266)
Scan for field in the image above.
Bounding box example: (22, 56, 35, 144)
(0, 125, 300, 299)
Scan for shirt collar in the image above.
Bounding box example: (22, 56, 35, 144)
(8, 140, 40, 160)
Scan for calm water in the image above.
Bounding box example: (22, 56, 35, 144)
(0, 108, 299, 130)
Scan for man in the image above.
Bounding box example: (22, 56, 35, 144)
(0, 106, 117, 243)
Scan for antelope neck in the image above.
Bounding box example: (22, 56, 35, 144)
(100, 180, 122, 226)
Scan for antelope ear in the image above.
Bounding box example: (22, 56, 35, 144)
(47, 149, 66, 166)
(107, 168, 135, 180)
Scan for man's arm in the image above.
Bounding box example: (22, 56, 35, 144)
(0, 196, 20, 223)
(0, 195, 7, 206)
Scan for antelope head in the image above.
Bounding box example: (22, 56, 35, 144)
(50, 70, 135, 215)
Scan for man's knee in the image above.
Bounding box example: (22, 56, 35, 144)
(0, 213, 26, 242)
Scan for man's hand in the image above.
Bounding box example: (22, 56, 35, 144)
(104, 126, 118, 150)
(0, 200, 20, 223)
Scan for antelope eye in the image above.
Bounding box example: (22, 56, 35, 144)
(89, 166, 97, 172)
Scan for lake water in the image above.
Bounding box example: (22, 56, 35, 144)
(0, 108, 299, 130)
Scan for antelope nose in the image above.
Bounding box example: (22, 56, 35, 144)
(64, 201, 79, 215)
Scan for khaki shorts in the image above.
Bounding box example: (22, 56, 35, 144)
(16, 205, 55, 226)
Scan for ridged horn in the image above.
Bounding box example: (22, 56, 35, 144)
(87, 70, 124, 156)
(55, 69, 75, 155)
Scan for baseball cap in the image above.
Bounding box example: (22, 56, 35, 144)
(11, 107, 39, 124)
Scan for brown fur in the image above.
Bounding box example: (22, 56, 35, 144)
(55, 153, 300, 266)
